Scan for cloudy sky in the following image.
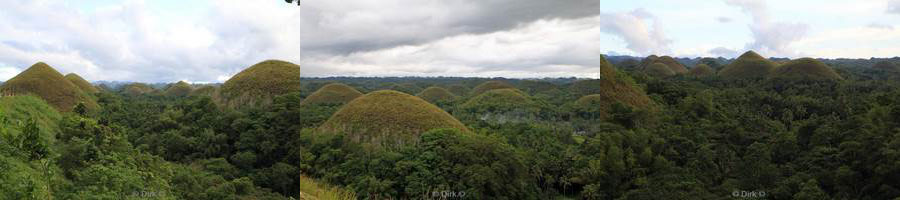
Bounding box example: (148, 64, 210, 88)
(601, 0, 900, 59)
(0, 0, 601, 82)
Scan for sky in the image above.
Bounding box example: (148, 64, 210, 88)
(1, 0, 898, 83)
(0, 0, 601, 82)
(601, 0, 900, 59)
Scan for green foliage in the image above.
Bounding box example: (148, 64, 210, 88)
(0, 62, 99, 112)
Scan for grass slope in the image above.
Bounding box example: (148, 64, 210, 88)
(770, 58, 843, 81)
(319, 90, 469, 142)
(416, 86, 456, 103)
(298, 175, 356, 200)
(300, 83, 363, 106)
(221, 60, 301, 108)
(461, 88, 542, 114)
(64, 73, 99, 94)
(0, 95, 62, 141)
(719, 51, 776, 79)
(0, 62, 98, 112)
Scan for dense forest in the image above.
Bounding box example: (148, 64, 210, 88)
(2, 52, 900, 200)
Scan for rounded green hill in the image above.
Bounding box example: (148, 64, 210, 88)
(656, 56, 689, 74)
(461, 88, 542, 114)
(0, 62, 98, 112)
(770, 58, 843, 81)
(319, 90, 469, 140)
(221, 60, 301, 108)
(719, 51, 775, 79)
(165, 81, 193, 97)
(416, 86, 456, 103)
(64, 73, 99, 94)
(689, 64, 715, 77)
(300, 83, 363, 106)
(122, 83, 156, 96)
(447, 84, 469, 96)
(638, 55, 687, 74)
(470, 81, 515, 96)
(645, 63, 676, 78)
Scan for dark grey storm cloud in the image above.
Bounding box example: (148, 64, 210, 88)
(277, 0, 601, 55)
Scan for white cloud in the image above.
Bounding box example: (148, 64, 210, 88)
(0, 66, 21, 81)
(598, 9, 672, 56)
(709, 47, 740, 58)
(795, 26, 900, 58)
(724, 0, 809, 57)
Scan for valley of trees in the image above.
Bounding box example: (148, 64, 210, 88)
(2, 52, 900, 200)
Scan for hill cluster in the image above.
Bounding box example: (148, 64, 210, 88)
(0, 62, 98, 112)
